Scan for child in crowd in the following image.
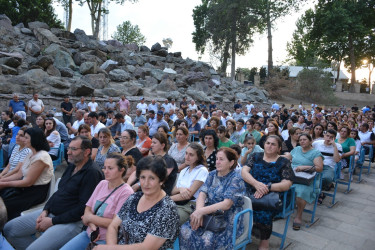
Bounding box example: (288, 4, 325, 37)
(240, 135, 264, 166)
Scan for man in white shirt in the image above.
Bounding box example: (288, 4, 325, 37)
(66, 109, 85, 139)
(197, 110, 207, 130)
(136, 97, 148, 115)
(120, 110, 132, 124)
(88, 112, 105, 138)
(358, 123, 375, 157)
(188, 100, 198, 112)
(87, 96, 99, 112)
(312, 129, 342, 198)
(148, 99, 158, 113)
(246, 101, 254, 113)
(161, 99, 171, 114)
(232, 108, 244, 121)
(28, 93, 44, 126)
(170, 99, 177, 111)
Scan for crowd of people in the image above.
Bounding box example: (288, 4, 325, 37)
(0, 93, 374, 250)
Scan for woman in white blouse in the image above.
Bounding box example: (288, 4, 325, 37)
(44, 118, 61, 160)
(170, 142, 208, 225)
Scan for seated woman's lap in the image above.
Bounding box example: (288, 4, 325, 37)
(293, 181, 320, 204)
(60, 231, 105, 250)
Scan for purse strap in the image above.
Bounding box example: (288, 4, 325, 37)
(93, 183, 125, 215)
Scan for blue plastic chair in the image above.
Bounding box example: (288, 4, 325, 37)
(363, 145, 373, 175)
(272, 186, 296, 249)
(52, 143, 65, 170)
(322, 162, 340, 207)
(337, 155, 355, 194)
(302, 172, 322, 228)
(0, 148, 4, 171)
(355, 147, 366, 183)
(167, 237, 179, 250)
(232, 196, 253, 250)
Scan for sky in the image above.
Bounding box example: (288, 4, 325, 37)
(53, 0, 370, 82)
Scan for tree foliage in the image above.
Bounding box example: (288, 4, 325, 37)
(0, 0, 63, 28)
(287, 0, 375, 90)
(192, 0, 260, 78)
(296, 68, 335, 103)
(78, 0, 137, 39)
(112, 20, 146, 45)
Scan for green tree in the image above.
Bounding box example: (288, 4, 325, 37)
(192, 0, 261, 79)
(0, 0, 63, 28)
(253, 0, 306, 75)
(112, 20, 146, 45)
(78, 0, 138, 39)
(56, 0, 73, 31)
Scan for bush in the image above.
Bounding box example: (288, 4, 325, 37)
(296, 68, 336, 104)
(264, 69, 294, 99)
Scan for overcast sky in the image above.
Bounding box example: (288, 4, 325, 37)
(53, 0, 369, 81)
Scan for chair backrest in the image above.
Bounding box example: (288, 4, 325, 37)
(357, 147, 366, 165)
(54, 178, 61, 193)
(52, 143, 64, 167)
(235, 196, 252, 244)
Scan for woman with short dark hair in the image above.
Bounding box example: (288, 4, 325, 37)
(0, 128, 53, 220)
(98, 156, 179, 250)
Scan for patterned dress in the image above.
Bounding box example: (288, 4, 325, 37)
(245, 152, 294, 240)
(180, 170, 245, 250)
(117, 192, 179, 249)
(94, 143, 121, 169)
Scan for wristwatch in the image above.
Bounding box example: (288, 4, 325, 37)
(267, 182, 272, 191)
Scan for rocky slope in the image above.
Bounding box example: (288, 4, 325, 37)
(0, 14, 269, 104)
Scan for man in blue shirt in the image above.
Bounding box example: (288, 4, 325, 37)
(149, 111, 169, 137)
(8, 93, 27, 114)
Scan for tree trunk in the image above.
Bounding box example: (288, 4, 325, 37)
(93, 2, 102, 40)
(336, 59, 341, 83)
(220, 40, 230, 74)
(266, 0, 273, 76)
(230, 9, 237, 80)
(67, 0, 72, 32)
(348, 34, 356, 92)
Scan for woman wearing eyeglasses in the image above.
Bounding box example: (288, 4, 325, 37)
(60, 153, 134, 249)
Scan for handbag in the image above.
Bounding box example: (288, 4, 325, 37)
(293, 170, 316, 185)
(85, 227, 100, 250)
(249, 192, 282, 211)
(198, 210, 227, 235)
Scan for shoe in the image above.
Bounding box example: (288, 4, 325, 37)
(318, 193, 326, 205)
(293, 221, 301, 231)
(340, 171, 345, 180)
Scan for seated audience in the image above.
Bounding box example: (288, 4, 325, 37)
(95, 128, 121, 169)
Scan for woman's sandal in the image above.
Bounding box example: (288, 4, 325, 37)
(292, 221, 301, 231)
(318, 193, 326, 205)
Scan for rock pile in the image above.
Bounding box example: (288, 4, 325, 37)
(0, 14, 269, 104)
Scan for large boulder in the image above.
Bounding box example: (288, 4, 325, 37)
(152, 49, 168, 57)
(57, 67, 74, 77)
(71, 79, 95, 96)
(151, 43, 162, 52)
(156, 77, 177, 91)
(109, 69, 130, 82)
(150, 69, 164, 81)
(46, 64, 61, 77)
(53, 50, 76, 70)
(81, 74, 107, 89)
(0, 57, 22, 68)
(0, 15, 14, 36)
(140, 46, 150, 52)
(1, 65, 18, 75)
(34, 55, 54, 69)
(33, 28, 61, 46)
(74, 29, 90, 44)
(183, 72, 208, 85)
(80, 62, 97, 75)
(28, 21, 49, 30)
(48, 77, 70, 89)
(186, 89, 210, 102)
(24, 42, 41, 57)
(20, 28, 33, 35)
(124, 43, 139, 52)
